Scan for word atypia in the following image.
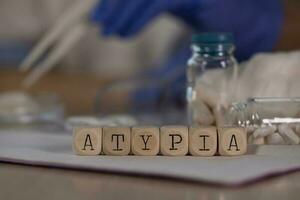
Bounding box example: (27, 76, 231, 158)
(73, 126, 247, 156)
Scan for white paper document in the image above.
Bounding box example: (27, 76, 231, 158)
(0, 129, 300, 186)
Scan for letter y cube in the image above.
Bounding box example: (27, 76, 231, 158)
(131, 127, 160, 156)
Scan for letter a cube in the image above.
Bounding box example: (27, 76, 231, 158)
(73, 127, 102, 155)
(218, 127, 247, 156)
(160, 126, 188, 156)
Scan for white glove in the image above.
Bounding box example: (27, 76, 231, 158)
(236, 51, 300, 100)
(193, 51, 300, 144)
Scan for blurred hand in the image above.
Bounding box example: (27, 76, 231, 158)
(91, 0, 282, 60)
(90, 0, 199, 37)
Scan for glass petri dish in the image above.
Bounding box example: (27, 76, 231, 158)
(0, 91, 64, 128)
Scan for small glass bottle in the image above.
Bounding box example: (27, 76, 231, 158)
(186, 33, 238, 125)
(225, 98, 300, 127)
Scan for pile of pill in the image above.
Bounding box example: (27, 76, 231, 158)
(73, 126, 247, 156)
(247, 124, 300, 145)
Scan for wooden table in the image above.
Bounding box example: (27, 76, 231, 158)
(0, 69, 126, 115)
(0, 163, 300, 200)
(0, 70, 300, 199)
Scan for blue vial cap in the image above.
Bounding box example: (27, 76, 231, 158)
(192, 33, 234, 44)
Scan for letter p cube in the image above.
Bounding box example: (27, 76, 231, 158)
(160, 126, 188, 156)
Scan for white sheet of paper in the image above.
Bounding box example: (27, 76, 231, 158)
(0, 129, 300, 186)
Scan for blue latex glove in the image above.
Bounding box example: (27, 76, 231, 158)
(90, 0, 195, 37)
(91, 0, 283, 60)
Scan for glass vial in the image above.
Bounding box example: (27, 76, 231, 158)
(186, 33, 238, 125)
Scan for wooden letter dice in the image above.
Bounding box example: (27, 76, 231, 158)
(73, 127, 102, 156)
(103, 127, 131, 155)
(218, 127, 247, 156)
(189, 126, 217, 156)
(160, 126, 188, 156)
(131, 127, 159, 156)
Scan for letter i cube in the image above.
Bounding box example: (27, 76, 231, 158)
(103, 127, 131, 156)
(189, 126, 217, 156)
(73, 127, 102, 155)
(218, 127, 247, 156)
(160, 126, 188, 156)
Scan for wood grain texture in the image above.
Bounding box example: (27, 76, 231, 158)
(160, 126, 188, 156)
(73, 127, 102, 156)
(103, 127, 131, 156)
(218, 127, 247, 156)
(189, 126, 217, 156)
(131, 127, 159, 156)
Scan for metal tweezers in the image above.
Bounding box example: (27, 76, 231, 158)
(19, 0, 98, 88)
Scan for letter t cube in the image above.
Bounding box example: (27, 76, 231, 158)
(103, 127, 131, 155)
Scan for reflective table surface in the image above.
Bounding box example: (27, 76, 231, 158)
(0, 163, 300, 200)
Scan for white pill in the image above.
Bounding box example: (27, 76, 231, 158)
(246, 125, 256, 134)
(248, 135, 265, 145)
(295, 124, 300, 137)
(278, 124, 300, 145)
(266, 132, 286, 145)
(253, 126, 276, 139)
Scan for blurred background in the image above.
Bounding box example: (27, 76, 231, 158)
(0, 0, 300, 118)
(0, 0, 191, 116)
